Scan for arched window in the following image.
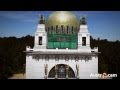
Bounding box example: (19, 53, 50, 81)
(48, 64, 75, 78)
(51, 26, 53, 34)
(56, 25, 58, 30)
(61, 25, 64, 34)
(67, 26, 69, 34)
(53, 27, 55, 34)
(48, 27, 49, 33)
(72, 26, 74, 34)
(51, 26, 53, 30)
(56, 25, 58, 34)
(72, 26, 73, 30)
(61, 25, 63, 30)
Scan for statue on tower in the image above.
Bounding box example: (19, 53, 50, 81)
(39, 15, 45, 24)
(80, 15, 87, 25)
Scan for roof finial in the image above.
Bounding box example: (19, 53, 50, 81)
(80, 15, 87, 25)
(39, 14, 45, 24)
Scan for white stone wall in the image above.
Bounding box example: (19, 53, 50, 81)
(78, 25, 90, 48)
(26, 55, 98, 79)
(79, 57, 98, 79)
(26, 56, 45, 79)
(34, 24, 47, 49)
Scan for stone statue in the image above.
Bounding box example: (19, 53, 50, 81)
(80, 15, 87, 25)
(76, 64, 79, 79)
(55, 64, 58, 79)
(44, 64, 48, 79)
(39, 15, 45, 24)
(66, 65, 69, 79)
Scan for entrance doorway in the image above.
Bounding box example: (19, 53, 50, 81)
(48, 64, 75, 79)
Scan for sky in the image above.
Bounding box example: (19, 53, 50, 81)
(0, 11, 120, 41)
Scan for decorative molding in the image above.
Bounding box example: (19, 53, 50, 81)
(75, 56, 79, 62)
(29, 54, 93, 62)
(45, 56, 49, 61)
(55, 56, 59, 61)
(65, 56, 69, 61)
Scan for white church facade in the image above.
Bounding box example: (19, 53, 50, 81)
(25, 11, 98, 79)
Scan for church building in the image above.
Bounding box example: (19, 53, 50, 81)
(25, 11, 98, 79)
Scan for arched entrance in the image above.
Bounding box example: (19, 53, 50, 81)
(48, 64, 75, 79)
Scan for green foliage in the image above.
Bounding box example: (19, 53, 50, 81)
(90, 36, 120, 79)
(0, 35, 34, 79)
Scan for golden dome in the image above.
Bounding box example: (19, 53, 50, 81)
(45, 11, 80, 30)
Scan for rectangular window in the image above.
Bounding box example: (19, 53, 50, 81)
(82, 37, 86, 46)
(39, 37, 42, 45)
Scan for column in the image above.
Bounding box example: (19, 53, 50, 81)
(76, 64, 79, 79)
(55, 64, 58, 79)
(44, 64, 48, 79)
(66, 65, 69, 79)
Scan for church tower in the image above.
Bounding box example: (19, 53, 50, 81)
(26, 11, 98, 79)
(78, 16, 91, 52)
(34, 15, 47, 49)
